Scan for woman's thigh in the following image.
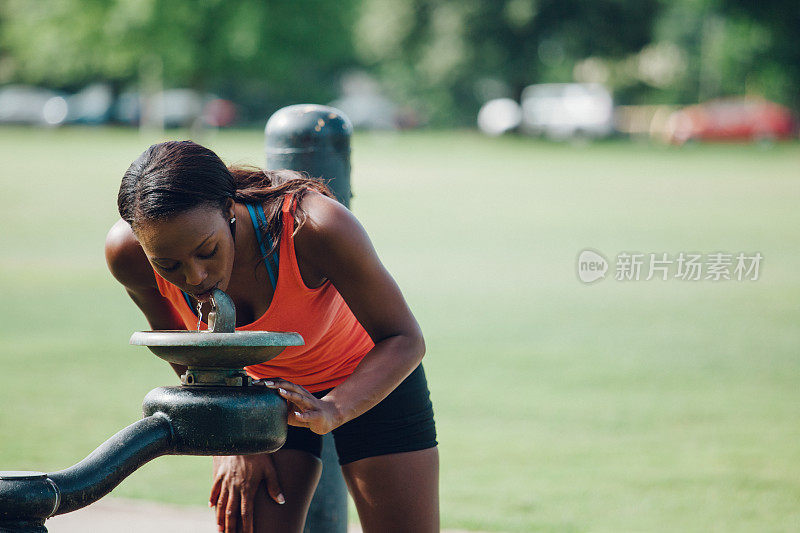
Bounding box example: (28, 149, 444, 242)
(341, 447, 439, 533)
(248, 449, 322, 533)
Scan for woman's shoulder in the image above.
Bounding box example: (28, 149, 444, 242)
(104, 219, 158, 291)
(293, 190, 378, 283)
(295, 191, 367, 250)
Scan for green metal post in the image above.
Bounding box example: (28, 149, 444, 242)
(265, 104, 352, 533)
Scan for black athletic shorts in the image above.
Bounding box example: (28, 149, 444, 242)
(281, 364, 437, 465)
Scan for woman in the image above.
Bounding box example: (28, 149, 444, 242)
(105, 141, 438, 533)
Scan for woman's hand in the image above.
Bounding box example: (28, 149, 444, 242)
(261, 379, 343, 435)
(210, 454, 284, 533)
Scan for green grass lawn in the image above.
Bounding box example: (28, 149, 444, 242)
(1, 126, 799, 532)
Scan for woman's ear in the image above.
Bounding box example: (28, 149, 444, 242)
(224, 198, 236, 221)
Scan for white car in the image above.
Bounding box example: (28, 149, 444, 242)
(521, 83, 613, 140)
(0, 85, 67, 125)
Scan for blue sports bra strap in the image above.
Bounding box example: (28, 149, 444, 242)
(254, 203, 279, 271)
(246, 203, 278, 288)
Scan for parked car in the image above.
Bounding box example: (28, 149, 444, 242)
(0, 85, 67, 125)
(664, 98, 795, 145)
(520, 83, 613, 140)
(64, 84, 113, 124)
(114, 89, 236, 128)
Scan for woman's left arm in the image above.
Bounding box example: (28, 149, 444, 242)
(263, 192, 425, 434)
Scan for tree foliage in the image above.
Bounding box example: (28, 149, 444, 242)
(354, 0, 659, 123)
(718, 0, 800, 108)
(0, 0, 359, 117)
(0, 0, 797, 124)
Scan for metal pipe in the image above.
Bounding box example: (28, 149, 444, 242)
(48, 413, 174, 515)
(0, 414, 174, 531)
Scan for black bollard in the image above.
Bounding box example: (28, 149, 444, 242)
(265, 104, 352, 207)
(265, 104, 352, 533)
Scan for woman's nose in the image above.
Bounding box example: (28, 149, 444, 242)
(184, 261, 208, 287)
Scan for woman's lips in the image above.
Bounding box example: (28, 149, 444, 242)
(193, 285, 218, 302)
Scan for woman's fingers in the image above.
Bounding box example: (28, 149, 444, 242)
(277, 387, 317, 409)
(240, 490, 255, 533)
(215, 488, 229, 531)
(261, 379, 319, 412)
(224, 490, 240, 533)
(287, 410, 311, 427)
(262, 455, 286, 505)
(211, 454, 286, 532)
(265, 475, 286, 505)
(209, 476, 222, 507)
(262, 379, 311, 396)
(261, 379, 338, 433)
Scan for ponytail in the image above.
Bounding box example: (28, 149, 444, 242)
(228, 166, 334, 255)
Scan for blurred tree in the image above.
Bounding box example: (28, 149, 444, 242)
(718, 0, 800, 109)
(609, 0, 800, 108)
(1, 0, 797, 126)
(0, 0, 359, 120)
(354, 0, 659, 124)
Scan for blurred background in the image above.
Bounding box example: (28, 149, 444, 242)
(1, 1, 799, 532)
(0, 0, 798, 141)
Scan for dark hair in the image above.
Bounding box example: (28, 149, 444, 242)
(118, 140, 333, 253)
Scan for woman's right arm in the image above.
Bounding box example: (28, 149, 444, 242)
(105, 219, 188, 375)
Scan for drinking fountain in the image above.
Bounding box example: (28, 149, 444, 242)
(0, 289, 302, 532)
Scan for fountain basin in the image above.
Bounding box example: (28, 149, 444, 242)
(129, 330, 303, 368)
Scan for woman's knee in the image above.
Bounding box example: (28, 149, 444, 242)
(239, 449, 322, 533)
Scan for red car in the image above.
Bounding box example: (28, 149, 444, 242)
(665, 98, 795, 144)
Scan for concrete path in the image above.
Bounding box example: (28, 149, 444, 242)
(46, 498, 480, 532)
(46, 498, 222, 533)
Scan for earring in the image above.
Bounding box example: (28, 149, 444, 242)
(230, 217, 236, 224)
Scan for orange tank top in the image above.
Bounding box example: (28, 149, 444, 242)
(153, 194, 375, 392)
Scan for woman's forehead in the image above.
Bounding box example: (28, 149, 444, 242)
(136, 207, 223, 256)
